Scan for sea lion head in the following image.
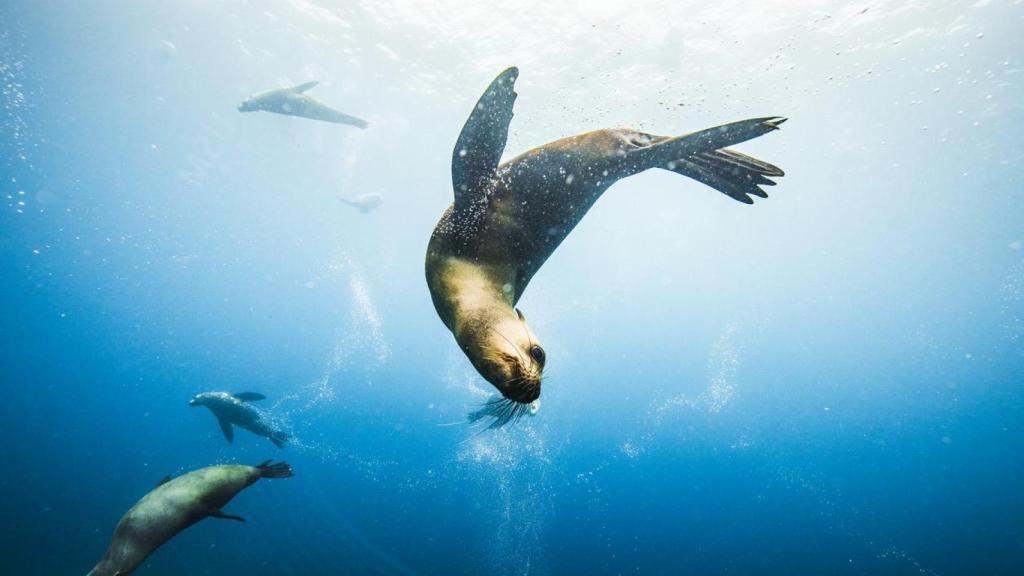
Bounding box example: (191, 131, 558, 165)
(237, 97, 258, 112)
(188, 392, 216, 407)
(466, 308, 545, 404)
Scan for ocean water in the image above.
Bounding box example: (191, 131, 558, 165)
(2, 1, 1022, 574)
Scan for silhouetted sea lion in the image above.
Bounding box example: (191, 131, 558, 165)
(425, 67, 785, 426)
(190, 391, 291, 448)
(238, 81, 368, 128)
(86, 461, 293, 575)
(339, 192, 383, 213)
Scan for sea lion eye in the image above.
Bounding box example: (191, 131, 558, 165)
(529, 345, 545, 365)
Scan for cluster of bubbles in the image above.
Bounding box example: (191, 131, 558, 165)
(304, 251, 391, 408)
(648, 322, 741, 427)
(269, 251, 391, 463)
(1, 24, 33, 219)
(457, 424, 553, 576)
(435, 344, 554, 574)
(1000, 245, 1023, 343)
(0, 26, 29, 168)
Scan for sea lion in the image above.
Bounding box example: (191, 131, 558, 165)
(425, 67, 785, 425)
(238, 81, 368, 128)
(189, 391, 291, 448)
(339, 192, 384, 213)
(87, 460, 293, 576)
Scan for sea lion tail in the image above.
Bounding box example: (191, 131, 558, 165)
(649, 117, 786, 204)
(663, 147, 785, 205)
(256, 460, 294, 479)
(320, 108, 369, 128)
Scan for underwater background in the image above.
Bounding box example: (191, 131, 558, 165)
(2, 1, 1023, 574)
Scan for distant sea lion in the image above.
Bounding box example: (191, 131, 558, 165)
(238, 81, 368, 128)
(425, 67, 785, 425)
(87, 460, 293, 576)
(190, 391, 291, 448)
(339, 192, 383, 213)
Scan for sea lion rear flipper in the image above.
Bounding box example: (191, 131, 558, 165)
(217, 417, 235, 443)
(317, 107, 369, 129)
(290, 80, 319, 93)
(451, 66, 519, 208)
(663, 149, 784, 205)
(233, 392, 266, 402)
(626, 117, 785, 204)
(639, 117, 786, 166)
(256, 460, 294, 479)
(210, 509, 246, 522)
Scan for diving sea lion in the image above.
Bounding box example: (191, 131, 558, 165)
(238, 81, 368, 128)
(339, 192, 384, 213)
(189, 391, 291, 448)
(87, 460, 293, 576)
(425, 67, 785, 425)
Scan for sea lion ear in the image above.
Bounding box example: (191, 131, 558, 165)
(515, 308, 526, 322)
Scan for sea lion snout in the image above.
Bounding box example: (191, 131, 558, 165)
(479, 357, 541, 404)
(475, 318, 545, 404)
(505, 375, 541, 404)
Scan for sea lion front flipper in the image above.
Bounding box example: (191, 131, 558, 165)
(233, 392, 266, 402)
(451, 66, 519, 208)
(210, 509, 246, 522)
(217, 417, 235, 443)
(290, 81, 319, 93)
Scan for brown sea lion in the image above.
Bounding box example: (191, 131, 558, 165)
(86, 461, 293, 575)
(425, 66, 785, 426)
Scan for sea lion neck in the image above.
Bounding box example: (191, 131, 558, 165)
(441, 260, 517, 345)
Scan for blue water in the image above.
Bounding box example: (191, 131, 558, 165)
(2, 1, 1023, 574)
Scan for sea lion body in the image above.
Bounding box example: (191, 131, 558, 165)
(340, 193, 384, 213)
(189, 392, 290, 448)
(238, 81, 368, 128)
(428, 129, 638, 308)
(87, 461, 293, 576)
(425, 67, 785, 423)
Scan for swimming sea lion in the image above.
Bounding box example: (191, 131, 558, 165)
(425, 67, 785, 425)
(189, 391, 291, 448)
(339, 192, 384, 213)
(86, 460, 293, 576)
(238, 81, 368, 128)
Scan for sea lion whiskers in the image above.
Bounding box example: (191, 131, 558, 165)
(467, 395, 532, 430)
